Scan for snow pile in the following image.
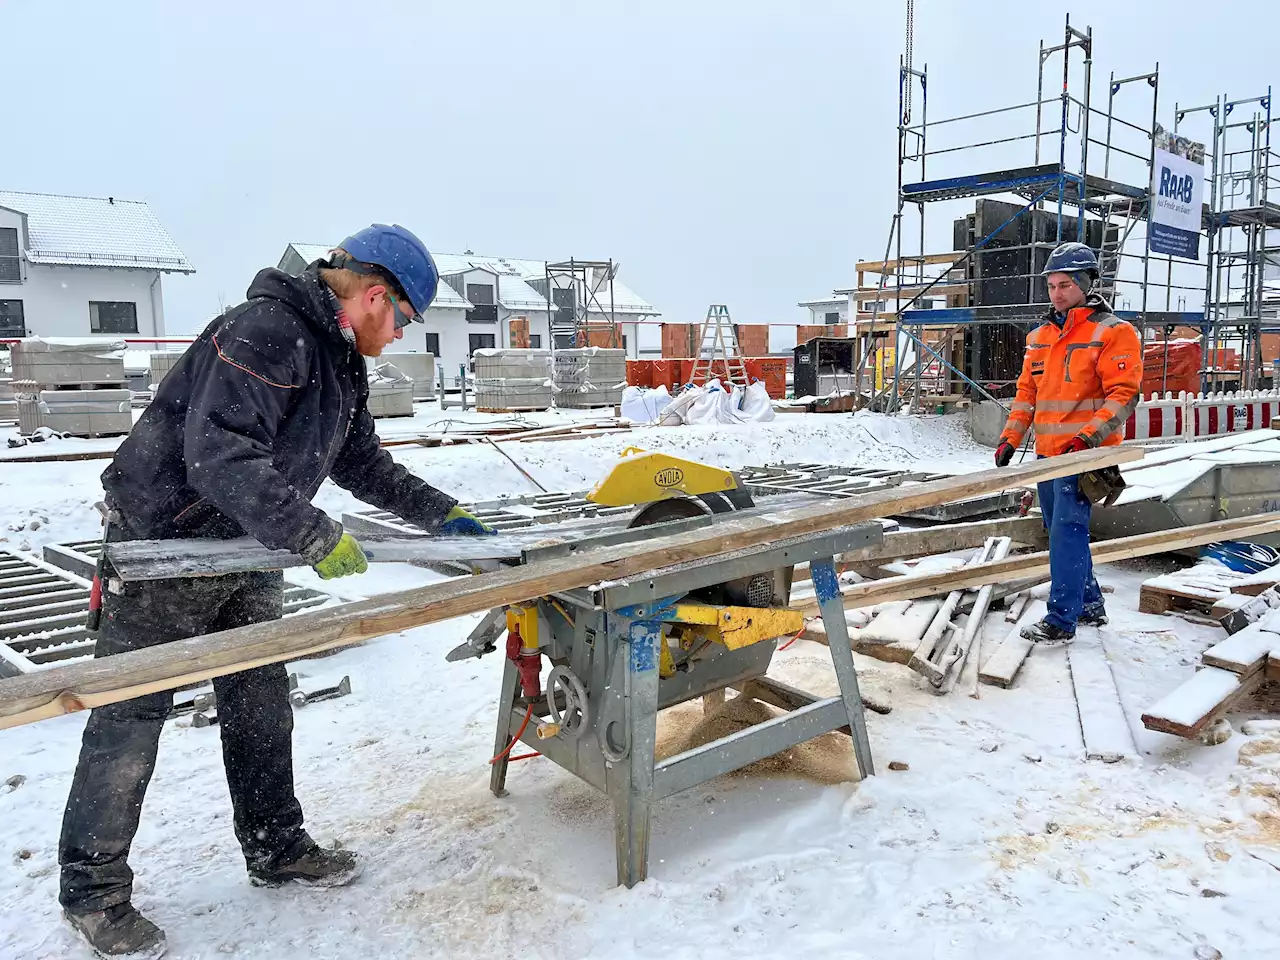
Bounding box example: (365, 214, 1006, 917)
(621, 379, 775, 426)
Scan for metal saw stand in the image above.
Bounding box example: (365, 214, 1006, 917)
(487, 522, 880, 887)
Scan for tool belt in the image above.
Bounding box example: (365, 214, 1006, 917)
(1078, 465, 1126, 507)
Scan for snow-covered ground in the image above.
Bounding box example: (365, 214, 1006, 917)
(2, 410, 1279, 959)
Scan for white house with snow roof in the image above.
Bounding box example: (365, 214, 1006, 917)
(0, 191, 193, 340)
(277, 243, 659, 375)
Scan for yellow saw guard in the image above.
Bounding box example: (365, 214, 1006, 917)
(585, 447, 739, 507)
(668, 602, 803, 651)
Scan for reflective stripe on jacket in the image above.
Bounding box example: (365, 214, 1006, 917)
(999, 294, 1143, 457)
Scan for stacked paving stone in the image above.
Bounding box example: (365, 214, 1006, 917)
(474, 349, 554, 411)
(553, 347, 626, 409)
(149, 349, 188, 390)
(12, 339, 132, 437)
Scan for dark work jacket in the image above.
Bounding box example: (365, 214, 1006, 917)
(101, 265, 456, 556)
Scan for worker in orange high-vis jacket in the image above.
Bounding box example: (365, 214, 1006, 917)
(994, 241, 1142, 644)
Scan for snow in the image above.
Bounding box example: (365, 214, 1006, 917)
(4, 412, 1280, 958)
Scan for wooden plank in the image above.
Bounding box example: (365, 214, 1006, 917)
(1067, 632, 1137, 762)
(1268, 652, 1280, 684)
(0, 447, 1140, 729)
(795, 619, 916, 665)
(854, 252, 964, 273)
(1141, 666, 1265, 739)
(1201, 621, 1280, 674)
(978, 634, 1034, 688)
(793, 511, 1280, 617)
(105, 533, 567, 582)
(790, 515, 1047, 583)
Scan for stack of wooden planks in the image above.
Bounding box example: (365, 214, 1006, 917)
(1142, 608, 1280, 739)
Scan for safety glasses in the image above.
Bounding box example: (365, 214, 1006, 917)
(385, 290, 419, 330)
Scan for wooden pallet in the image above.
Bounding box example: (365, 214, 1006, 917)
(1138, 582, 1224, 616)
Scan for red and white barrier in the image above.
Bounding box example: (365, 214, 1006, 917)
(1124, 389, 1280, 442)
(1124, 392, 1185, 441)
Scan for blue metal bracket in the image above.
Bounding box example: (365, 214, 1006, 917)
(615, 597, 681, 621)
(811, 561, 841, 605)
(628, 621, 661, 674)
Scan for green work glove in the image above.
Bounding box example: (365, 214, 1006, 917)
(440, 505, 497, 536)
(312, 532, 369, 579)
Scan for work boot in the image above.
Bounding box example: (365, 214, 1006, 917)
(1020, 619, 1075, 646)
(247, 837, 362, 889)
(63, 902, 167, 959)
(1079, 604, 1109, 627)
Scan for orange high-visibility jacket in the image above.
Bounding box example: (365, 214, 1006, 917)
(999, 294, 1143, 457)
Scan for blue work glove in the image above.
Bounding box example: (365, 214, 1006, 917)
(440, 505, 497, 536)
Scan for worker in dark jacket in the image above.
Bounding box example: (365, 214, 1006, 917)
(59, 224, 492, 958)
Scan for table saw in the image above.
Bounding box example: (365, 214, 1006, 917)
(430, 449, 883, 887)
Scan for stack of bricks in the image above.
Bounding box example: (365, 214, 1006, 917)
(661, 323, 699, 359)
(508, 317, 531, 349)
(797, 324, 849, 344)
(12, 339, 133, 438)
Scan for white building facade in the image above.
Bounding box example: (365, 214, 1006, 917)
(279, 244, 659, 376)
(0, 191, 193, 340)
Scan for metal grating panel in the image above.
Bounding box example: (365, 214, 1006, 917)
(0, 543, 334, 677)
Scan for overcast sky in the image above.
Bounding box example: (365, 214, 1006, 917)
(5, 0, 1276, 333)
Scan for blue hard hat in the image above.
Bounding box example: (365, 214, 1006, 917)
(336, 224, 439, 319)
(1042, 241, 1099, 278)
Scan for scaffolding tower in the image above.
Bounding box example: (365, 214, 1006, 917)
(541, 258, 621, 351)
(1177, 90, 1279, 391)
(859, 14, 1275, 412)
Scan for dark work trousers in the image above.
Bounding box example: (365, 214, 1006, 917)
(1038, 472, 1105, 633)
(59, 568, 304, 913)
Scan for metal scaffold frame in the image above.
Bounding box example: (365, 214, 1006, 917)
(540, 258, 621, 352)
(1178, 89, 1279, 391)
(860, 14, 1195, 413)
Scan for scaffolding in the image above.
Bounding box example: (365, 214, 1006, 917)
(860, 15, 1237, 412)
(1176, 90, 1280, 391)
(539, 259, 621, 351)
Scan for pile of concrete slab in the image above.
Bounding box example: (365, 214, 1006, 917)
(367, 362, 415, 418)
(12, 339, 132, 437)
(381, 353, 435, 401)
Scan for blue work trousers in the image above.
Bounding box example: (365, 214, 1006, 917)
(1037, 472, 1104, 632)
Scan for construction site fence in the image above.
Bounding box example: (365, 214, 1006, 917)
(1125, 389, 1280, 442)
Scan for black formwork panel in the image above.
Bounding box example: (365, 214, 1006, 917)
(955, 200, 1105, 394)
(792, 338, 856, 398)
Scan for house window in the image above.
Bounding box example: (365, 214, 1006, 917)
(89, 301, 138, 334)
(529, 334, 542, 349)
(464, 284, 497, 323)
(424, 332, 441, 357)
(0, 300, 25, 336)
(468, 333, 495, 355)
(0, 228, 19, 283)
(824, 311, 840, 324)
